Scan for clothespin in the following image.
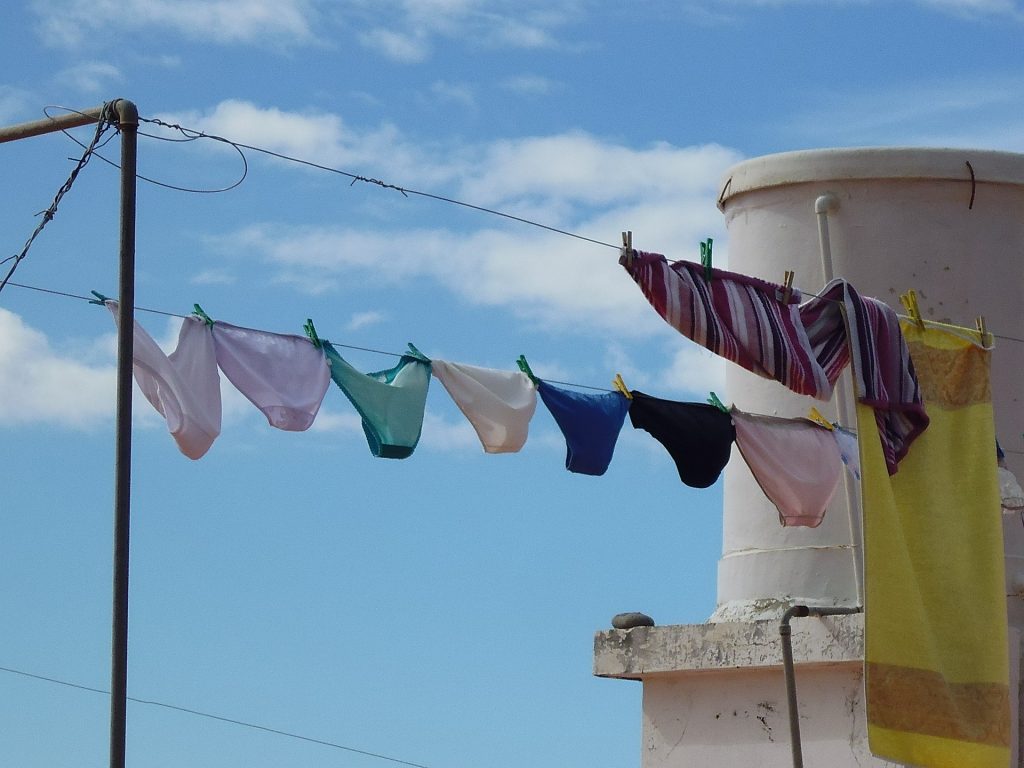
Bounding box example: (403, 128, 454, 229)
(303, 318, 322, 348)
(976, 315, 991, 347)
(192, 303, 214, 327)
(707, 391, 728, 413)
(88, 290, 110, 306)
(621, 231, 634, 268)
(516, 354, 539, 384)
(612, 373, 633, 400)
(700, 238, 714, 282)
(406, 342, 430, 362)
(806, 406, 834, 431)
(780, 270, 795, 304)
(898, 290, 925, 330)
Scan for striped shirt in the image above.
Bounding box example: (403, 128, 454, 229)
(622, 250, 927, 473)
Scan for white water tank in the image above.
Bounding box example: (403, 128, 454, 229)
(713, 147, 1024, 622)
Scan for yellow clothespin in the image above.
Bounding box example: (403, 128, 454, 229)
(621, 231, 634, 268)
(807, 406, 834, 431)
(612, 373, 633, 400)
(976, 315, 990, 347)
(781, 270, 795, 304)
(899, 289, 925, 330)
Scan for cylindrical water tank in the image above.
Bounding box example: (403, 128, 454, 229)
(713, 148, 1024, 623)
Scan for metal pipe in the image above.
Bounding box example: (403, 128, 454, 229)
(0, 105, 106, 144)
(814, 194, 865, 608)
(780, 604, 863, 768)
(0, 98, 139, 768)
(108, 98, 138, 768)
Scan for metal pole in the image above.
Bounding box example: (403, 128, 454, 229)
(0, 105, 106, 144)
(814, 194, 866, 608)
(109, 98, 138, 768)
(780, 605, 863, 768)
(0, 99, 139, 768)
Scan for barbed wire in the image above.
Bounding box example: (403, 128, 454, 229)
(0, 102, 117, 295)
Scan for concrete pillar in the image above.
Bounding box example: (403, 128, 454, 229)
(596, 148, 1024, 767)
(712, 148, 1024, 622)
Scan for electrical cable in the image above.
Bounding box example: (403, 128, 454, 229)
(135, 115, 621, 250)
(0, 664, 434, 768)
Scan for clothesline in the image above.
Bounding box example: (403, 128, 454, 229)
(10, 274, 1024, 464)
(6, 275, 1020, 529)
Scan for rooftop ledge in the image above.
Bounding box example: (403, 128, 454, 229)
(593, 613, 864, 681)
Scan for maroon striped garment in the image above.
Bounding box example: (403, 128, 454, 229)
(621, 250, 927, 473)
(621, 250, 832, 397)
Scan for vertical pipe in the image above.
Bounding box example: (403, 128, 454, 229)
(109, 98, 138, 768)
(780, 605, 810, 768)
(780, 605, 863, 768)
(814, 194, 865, 608)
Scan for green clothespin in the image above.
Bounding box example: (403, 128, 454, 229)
(303, 318, 322, 348)
(707, 391, 729, 413)
(192, 303, 214, 327)
(88, 290, 110, 306)
(516, 354, 539, 384)
(700, 238, 714, 282)
(406, 342, 430, 362)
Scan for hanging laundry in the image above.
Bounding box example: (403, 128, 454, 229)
(832, 425, 861, 482)
(211, 321, 330, 432)
(431, 360, 537, 454)
(106, 301, 221, 460)
(800, 278, 928, 474)
(537, 381, 630, 476)
(620, 251, 927, 474)
(731, 408, 841, 527)
(323, 342, 431, 459)
(619, 251, 830, 396)
(998, 467, 1024, 512)
(628, 391, 735, 488)
(861, 320, 1009, 768)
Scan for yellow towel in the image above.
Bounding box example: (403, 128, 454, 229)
(862, 321, 1009, 768)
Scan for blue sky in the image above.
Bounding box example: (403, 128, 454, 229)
(1, 1, 1023, 766)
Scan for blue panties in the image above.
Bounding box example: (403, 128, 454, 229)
(537, 380, 631, 476)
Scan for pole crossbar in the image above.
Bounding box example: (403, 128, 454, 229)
(0, 105, 107, 144)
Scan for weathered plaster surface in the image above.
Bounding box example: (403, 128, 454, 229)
(594, 614, 863, 680)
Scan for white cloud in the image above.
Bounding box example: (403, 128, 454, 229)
(418, 409, 481, 452)
(456, 132, 738, 208)
(658, 343, 727, 397)
(0, 309, 115, 428)
(55, 61, 124, 94)
(188, 105, 739, 334)
(306, 407, 480, 454)
(160, 100, 457, 189)
(0, 85, 32, 123)
(916, 0, 1024, 18)
(346, 311, 385, 331)
(429, 80, 476, 109)
(788, 75, 1024, 149)
(359, 27, 430, 63)
(308, 407, 363, 434)
(353, 0, 576, 61)
(191, 268, 237, 286)
(32, 0, 319, 48)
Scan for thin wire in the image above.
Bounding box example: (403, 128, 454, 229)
(0, 103, 115, 294)
(0, 664, 434, 768)
(4, 280, 619, 390)
(44, 106, 248, 194)
(138, 116, 621, 250)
